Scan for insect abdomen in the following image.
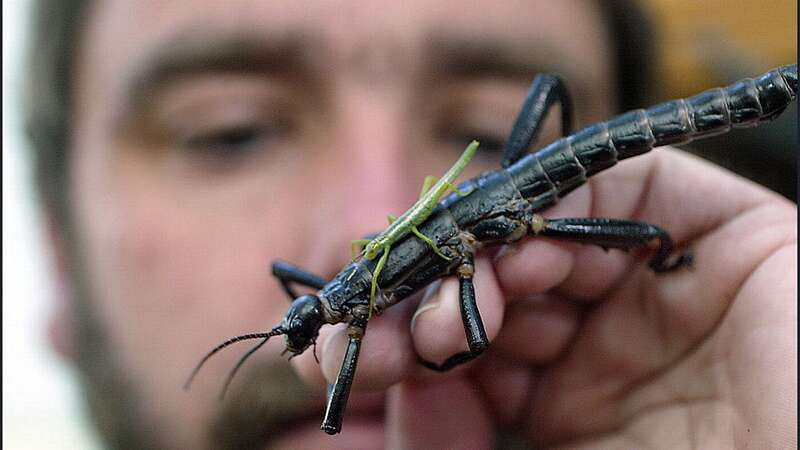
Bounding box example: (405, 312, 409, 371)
(507, 64, 798, 207)
(442, 170, 523, 228)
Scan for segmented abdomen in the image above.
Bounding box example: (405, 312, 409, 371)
(507, 64, 797, 209)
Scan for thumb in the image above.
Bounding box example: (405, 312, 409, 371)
(385, 376, 493, 449)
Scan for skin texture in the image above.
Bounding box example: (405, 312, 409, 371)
(47, 0, 796, 449)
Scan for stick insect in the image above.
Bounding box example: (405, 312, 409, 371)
(185, 64, 798, 435)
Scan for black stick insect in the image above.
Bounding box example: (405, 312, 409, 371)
(185, 64, 797, 435)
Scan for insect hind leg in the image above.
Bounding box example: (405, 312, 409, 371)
(502, 73, 574, 168)
(418, 252, 489, 372)
(322, 313, 367, 434)
(411, 225, 451, 261)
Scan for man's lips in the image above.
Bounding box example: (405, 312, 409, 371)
(267, 391, 387, 449)
(210, 356, 388, 448)
(297, 391, 387, 431)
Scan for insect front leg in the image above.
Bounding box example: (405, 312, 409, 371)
(351, 230, 383, 259)
(271, 260, 328, 300)
(502, 73, 574, 168)
(321, 310, 368, 435)
(530, 215, 693, 272)
(419, 251, 490, 372)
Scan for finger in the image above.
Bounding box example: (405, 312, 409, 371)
(472, 352, 537, 426)
(410, 257, 504, 367)
(385, 377, 493, 450)
(494, 238, 575, 299)
(492, 293, 580, 363)
(588, 148, 783, 239)
(551, 244, 633, 302)
(527, 204, 797, 428)
(290, 322, 344, 388)
(574, 198, 799, 375)
(498, 149, 776, 304)
(636, 199, 798, 346)
(291, 295, 419, 392)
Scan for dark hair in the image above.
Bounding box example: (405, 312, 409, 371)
(23, 0, 655, 228)
(25, 0, 90, 228)
(597, 0, 656, 111)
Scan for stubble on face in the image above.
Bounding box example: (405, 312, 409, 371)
(70, 249, 323, 450)
(210, 362, 322, 450)
(69, 255, 166, 449)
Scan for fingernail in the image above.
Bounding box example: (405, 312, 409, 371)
(494, 244, 519, 262)
(320, 325, 348, 382)
(410, 280, 443, 333)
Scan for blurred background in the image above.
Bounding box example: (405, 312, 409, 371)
(4, 1, 102, 448)
(2, 1, 795, 448)
(642, 0, 797, 199)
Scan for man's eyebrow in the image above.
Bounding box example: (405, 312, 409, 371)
(425, 33, 563, 79)
(424, 33, 597, 111)
(119, 31, 318, 121)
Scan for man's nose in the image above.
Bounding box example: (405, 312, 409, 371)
(305, 92, 426, 270)
(330, 94, 421, 237)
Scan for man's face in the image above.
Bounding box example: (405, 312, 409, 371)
(64, 0, 614, 448)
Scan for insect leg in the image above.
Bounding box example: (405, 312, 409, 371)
(421, 175, 473, 198)
(410, 225, 451, 261)
(419, 175, 438, 197)
(368, 245, 390, 318)
(531, 215, 693, 272)
(502, 74, 574, 168)
(321, 312, 368, 435)
(419, 252, 489, 372)
(351, 239, 371, 259)
(271, 260, 328, 300)
(351, 230, 383, 260)
(444, 180, 474, 197)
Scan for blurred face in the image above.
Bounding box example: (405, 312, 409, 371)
(65, 0, 614, 448)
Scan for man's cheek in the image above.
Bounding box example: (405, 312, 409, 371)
(74, 152, 311, 346)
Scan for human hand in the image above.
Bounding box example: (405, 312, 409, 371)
(294, 147, 797, 449)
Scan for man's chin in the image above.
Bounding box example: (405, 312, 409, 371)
(212, 361, 386, 450)
(267, 415, 385, 450)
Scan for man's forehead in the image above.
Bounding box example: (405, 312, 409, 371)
(86, 0, 598, 75)
(79, 0, 608, 119)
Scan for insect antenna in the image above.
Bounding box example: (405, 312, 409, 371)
(219, 336, 271, 399)
(184, 326, 285, 391)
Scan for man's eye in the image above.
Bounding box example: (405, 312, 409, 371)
(181, 125, 270, 157)
(445, 129, 507, 156)
(466, 132, 506, 155)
